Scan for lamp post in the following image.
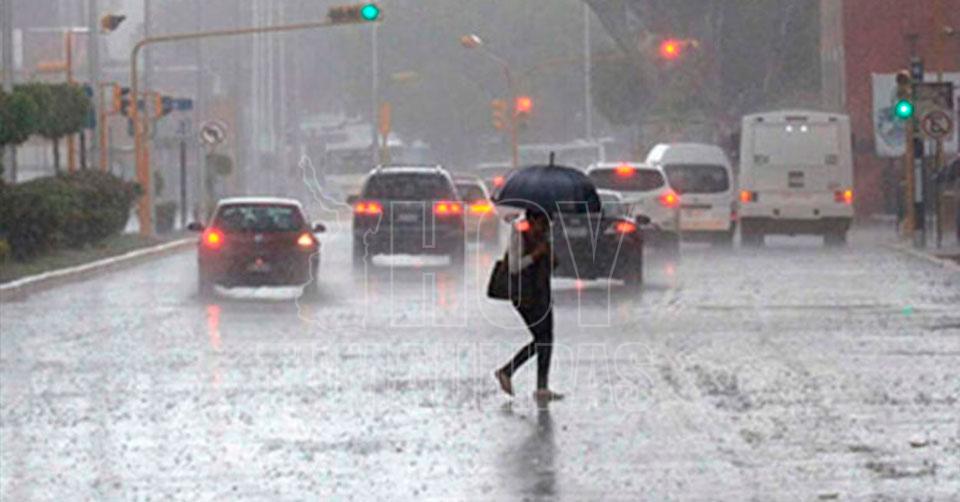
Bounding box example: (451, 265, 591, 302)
(460, 34, 519, 168)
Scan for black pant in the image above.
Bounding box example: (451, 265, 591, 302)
(501, 303, 553, 390)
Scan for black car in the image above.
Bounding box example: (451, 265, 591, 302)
(510, 210, 646, 286)
(350, 166, 466, 266)
(188, 197, 326, 297)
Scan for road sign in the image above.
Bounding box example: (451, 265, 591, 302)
(914, 82, 954, 115)
(921, 109, 953, 140)
(199, 120, 227, 146)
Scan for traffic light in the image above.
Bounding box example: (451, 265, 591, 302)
(328, 3, 381, 24)
(100, 14, 126, 33)
(514, 96, 533, 116)
(514, 96, 532, 129)
(491, 99, 508, 130)
(658, 38, 682, 60)
(893, 70, 914, 120)
(893, 99, 914, 120)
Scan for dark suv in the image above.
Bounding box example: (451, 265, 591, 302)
(188, 197, 326, 297)
(350, 166, 466, 266)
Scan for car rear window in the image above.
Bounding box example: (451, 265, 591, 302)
(215, 204, 304, 232)
(363, 173, 456, 200)
(589, 168, 665, 192)
(663, 164, 730, 194)
(456, 184, 486, 201)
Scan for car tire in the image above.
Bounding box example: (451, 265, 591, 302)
(713, 228, 735, 247)
(198, 266, 215, 298)
(351, 238, 366, 268)
(300, 257, 321, 301)
(622, 264, 643, 288)
(741, 223, 763, 247)
(824, 229, 847, 247)
(448, 239, 466, 267)
(663, 232, 681, 257)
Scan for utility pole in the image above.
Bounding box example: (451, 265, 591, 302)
(143, 0, 152, 92)
(1, 0, 15, 182)
(88, 0, 101, 173)
(583, 3, 593, 141)
(371, 24, 380, 165)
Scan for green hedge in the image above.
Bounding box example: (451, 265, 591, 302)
(0, 172, 140, 260)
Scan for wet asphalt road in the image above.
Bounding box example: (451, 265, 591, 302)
(1, 225, 959, 500)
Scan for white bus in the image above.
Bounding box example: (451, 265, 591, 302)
(738, 110, 854, 246)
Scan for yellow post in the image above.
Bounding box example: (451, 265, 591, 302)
(65, 31, 77, 173)
(98, 83, 112, 172)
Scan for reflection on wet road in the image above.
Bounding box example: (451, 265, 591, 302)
(2, 228, 958, 499)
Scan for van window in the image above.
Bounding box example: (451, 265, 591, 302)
(663, 164, 730, 194)
(753, 123, 839, 167)
(589, 169, 665, 192)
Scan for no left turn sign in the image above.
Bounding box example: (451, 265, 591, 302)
(920, 109, 953, 140)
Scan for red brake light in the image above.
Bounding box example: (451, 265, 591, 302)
(659, 191, 679, 208)
(515, 220, 531, 232)
(434, 200, 463, 216)
(297, 232, 315, 248)
(354, 201, 383, 215)
(740, 190, 753, 204)
(470, 200, 493, 214)
(835, 189, 853, 205)
(614, 164, 635, 177)
(492, 175, 505, 187)
(614, 221, 637, 234)
(202, 228, 224, 249)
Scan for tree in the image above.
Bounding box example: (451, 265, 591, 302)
(17, 83, 90, 173)
(0, 88, 41, 182)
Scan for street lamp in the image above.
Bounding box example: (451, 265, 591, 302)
(460, 33, 519, 168)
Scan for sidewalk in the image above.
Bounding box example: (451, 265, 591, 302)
(867, 214, 960, 269)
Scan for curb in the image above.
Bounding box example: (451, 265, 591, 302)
(883, 242, 960, 274)
(0, 237, 195, 302)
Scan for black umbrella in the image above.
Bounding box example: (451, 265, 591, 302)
(492, 162, 601, 215)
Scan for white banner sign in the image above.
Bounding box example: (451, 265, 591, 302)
(872, 72, 959, 157)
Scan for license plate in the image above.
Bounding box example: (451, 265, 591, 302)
(683, 209, 707, 219)
(247, 259, 271, 272)
(397, 213, 420, 223)
(563, 226, 589, 238)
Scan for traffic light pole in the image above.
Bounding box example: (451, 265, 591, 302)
(503, 65, 519, 169)
(130, 17, 379, 236)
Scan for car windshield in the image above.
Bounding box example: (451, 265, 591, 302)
(363, 173, 455, 200)
(214, 204, 303, 232)
(589, 169, 665, 192)
(456, 184, 486, 201)
(663, 164, 730, 194)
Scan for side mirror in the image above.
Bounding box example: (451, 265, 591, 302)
(312, 222, 327, 233)
(187, 222, 205, 232)
(635, 215, 652, 226)
(345, 194, 359, 205)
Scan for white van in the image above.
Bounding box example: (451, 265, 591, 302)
(645, 143, 736, 245)
(738, 110, 854, 246)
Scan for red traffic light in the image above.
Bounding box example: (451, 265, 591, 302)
(515, 96, 533, 115)
(659, 39, 682, 60)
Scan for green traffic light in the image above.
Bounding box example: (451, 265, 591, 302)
(360, 3, 380, 21)
(893, 99, 914, 119)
